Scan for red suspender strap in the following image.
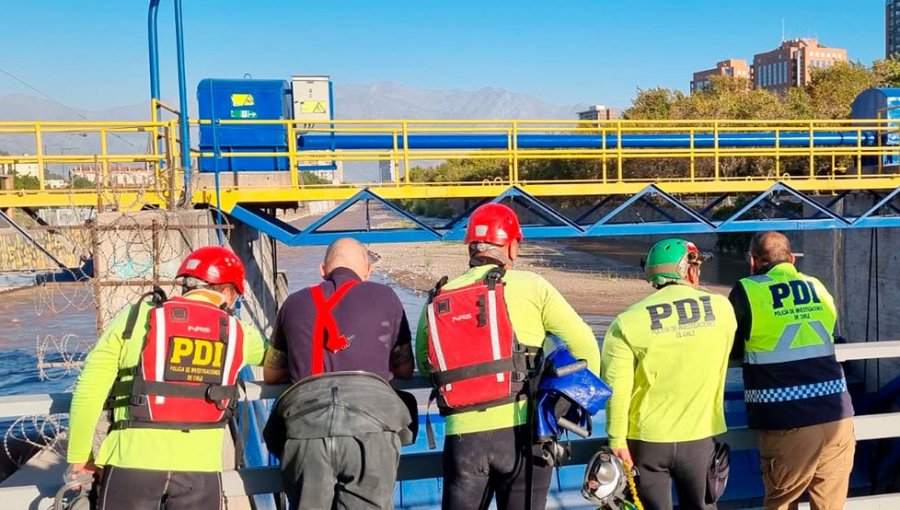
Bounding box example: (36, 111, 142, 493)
(310, 280, 360, 375)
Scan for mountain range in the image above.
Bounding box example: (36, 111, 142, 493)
(0, 82, 593, 178)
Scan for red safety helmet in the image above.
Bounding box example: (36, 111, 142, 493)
(177, 246, 246, 295)
(465, 203, 523, 246)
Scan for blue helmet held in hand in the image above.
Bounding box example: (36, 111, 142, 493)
(534, 338, 613, 466)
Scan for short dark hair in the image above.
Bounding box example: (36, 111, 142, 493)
(750, 231, 793, 267)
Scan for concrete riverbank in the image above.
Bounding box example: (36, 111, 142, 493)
(372, 240, 733, 316)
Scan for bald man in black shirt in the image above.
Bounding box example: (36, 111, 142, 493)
(263, 237, 414, 509)
(264, 237, 413, 383)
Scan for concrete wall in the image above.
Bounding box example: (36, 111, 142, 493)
(95, 209, 285, 337)
(800, 195, 900, 393)
(229, 220, 284, 338)
(94, 209, 216, 330)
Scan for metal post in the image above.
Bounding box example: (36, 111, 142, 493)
(402, 121, 410, 184)
(808, 121, 815, 178)
(34, 125, 45, 191)
(167, 119, 177, 210)
(392, 129, 400, 185)
(878, 112, 884, 175)
(689, 127, 695, 181)
(100, 129, 110, 186)
(511, 121, 519, 184)
(600, 122, 607, 184)
(713, 121, 720, 181)
(775, 127, 781, 175)
(148, 0, 161, 103)
(506, 128, 513, 181)
(616, 121, 623, 183)
(174, 0, 193, 199)
(857, 127, 863, 178)
(288, 122, 299, 188)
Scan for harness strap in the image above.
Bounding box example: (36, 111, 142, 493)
(122, 287, 167, 340)
(425, 390, 438, 450)
(130, 379, 238, 403)
(430, 358, 517, 387)
(310, 280, 359, 375)
(110, 419, 227, 431)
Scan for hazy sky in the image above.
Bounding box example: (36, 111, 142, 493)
(0, 0, 886, 111)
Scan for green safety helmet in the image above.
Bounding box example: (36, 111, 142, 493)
(643, 238, 701, 287)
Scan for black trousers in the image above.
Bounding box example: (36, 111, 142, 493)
(442, 425, 552, 510)
(280, 432, 401, 510)
(629, 437, 716, 510)
(97, 465, 222, 510)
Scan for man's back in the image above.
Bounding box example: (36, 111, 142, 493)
(68, 293, 266, 472)
(272, 267, 410, 382)
(602, 283, 736, 444)
(731, 262, 853, 430)
(416, 265, 599, 436)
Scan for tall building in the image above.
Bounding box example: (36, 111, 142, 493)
(577, 105, 620, 121)
(753, 38, 847, 94)
(379, 160, 396, 183)
(888, 0, 900, 57)
(690, 59, 752, 93)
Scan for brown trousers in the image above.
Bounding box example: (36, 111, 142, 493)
(757, 417, 856, 510)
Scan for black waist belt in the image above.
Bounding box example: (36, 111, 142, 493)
(110, 419, 227, 431)
(430, 358, 519, 387)
(131, 379, 238, 402)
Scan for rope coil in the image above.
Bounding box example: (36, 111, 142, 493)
(624, 464, 644, 510)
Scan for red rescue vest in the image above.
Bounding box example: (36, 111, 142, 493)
(425, 267, 533, 415)
(310, 280, 358, 375)
(117, 290, 245, 430)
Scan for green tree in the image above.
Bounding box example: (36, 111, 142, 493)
(870, 58, 900, 88)
(298, 171, 333, 185)
(622, 87, 684, 120)
(10, 170, 39, 190)
(70, 175, 95, 189)
(806, 62, 874, 119)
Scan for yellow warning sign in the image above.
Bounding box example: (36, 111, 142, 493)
(231, 93, 255, 107)
(300, 101, 328, 114)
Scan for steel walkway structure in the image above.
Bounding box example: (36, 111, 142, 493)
(2, 118, 900, 244)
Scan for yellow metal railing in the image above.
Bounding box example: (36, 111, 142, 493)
(0, 119, 178, 210)
(1, 117, 900, 210)
(192, 117, 900, 189)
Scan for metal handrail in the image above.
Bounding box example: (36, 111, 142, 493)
(1, 340, 899, 508)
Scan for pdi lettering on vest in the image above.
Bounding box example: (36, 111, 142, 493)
(169, 337, 225, 368)
(769, 280, 821, 309)
(647, 296, 716, 330)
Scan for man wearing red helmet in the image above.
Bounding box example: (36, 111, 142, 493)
(66, 245, 267, 510)
(416, 203, 600, 510)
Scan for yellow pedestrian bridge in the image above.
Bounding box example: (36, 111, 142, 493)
(2, 117, 900, 244)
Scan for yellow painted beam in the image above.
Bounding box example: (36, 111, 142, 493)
(6, 175, 900, 211)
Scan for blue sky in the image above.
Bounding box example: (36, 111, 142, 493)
(0, 0, 887, 112)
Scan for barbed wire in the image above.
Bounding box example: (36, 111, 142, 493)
(35, 334, 93, 383)
(2, 140, 228, 468)
(2, 414, 67, 468)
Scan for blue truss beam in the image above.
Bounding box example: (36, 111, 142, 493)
(586, 184, 715, 235)
(698, 194, 731, 218)
(853, 187, 900, 225)
(809, 192, 851, 220)
(227, 185, 900, 247)
(574, 196, 616, 225)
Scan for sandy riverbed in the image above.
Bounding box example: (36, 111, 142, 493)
(371, 241, 732, 316)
